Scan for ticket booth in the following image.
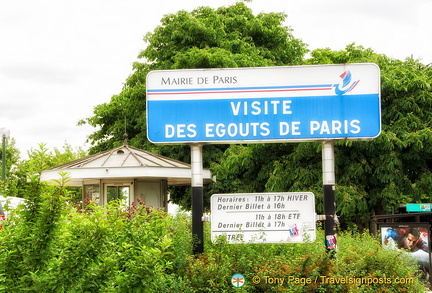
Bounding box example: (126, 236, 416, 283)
(41, 142, 214, 209)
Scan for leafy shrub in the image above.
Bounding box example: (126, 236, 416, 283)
(179, 225, 426, 292)
(0, 182, 192, 292)
(0, 184, 427, 292)
(332, 231, 425, 293)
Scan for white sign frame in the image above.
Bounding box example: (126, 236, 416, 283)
(211, 192, 316, 244)
(146, 63, 381, 144)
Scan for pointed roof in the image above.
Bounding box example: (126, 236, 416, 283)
(40, 144, 214, 186)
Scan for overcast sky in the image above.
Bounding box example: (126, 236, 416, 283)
(1, 0, 431, 158)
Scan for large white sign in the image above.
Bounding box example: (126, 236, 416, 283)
(146, 64, 381, 143)
(211, 192, 316, 244)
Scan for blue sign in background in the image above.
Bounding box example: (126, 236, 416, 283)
(147, 93, 380, 143)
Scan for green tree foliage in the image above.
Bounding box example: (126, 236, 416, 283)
(304, 45, 432, 227)
(23, 143, 87, 175)
(79, 1, 307, 157)
(5, 143, 86, 201)
(211, 45, 432, 229)
(79, 1, 307, 207)
(81, 1, 432, 229)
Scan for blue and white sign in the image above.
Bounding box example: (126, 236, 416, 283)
(146, 64, 381, 143)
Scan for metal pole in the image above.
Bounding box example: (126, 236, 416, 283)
(1, 135, 5, 184)
(322, 141, 337, 253)
(191, 144, 204, 254)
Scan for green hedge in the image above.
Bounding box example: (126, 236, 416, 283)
(0, 186, 427, 292)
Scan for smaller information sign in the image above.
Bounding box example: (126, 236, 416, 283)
(211, 192, 316, 244)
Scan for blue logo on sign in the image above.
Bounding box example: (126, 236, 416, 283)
(334, 70, 359, 95)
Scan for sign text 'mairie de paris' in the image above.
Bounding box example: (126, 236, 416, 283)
(146, 64, 381, 144)
(211, 192, 316, 244)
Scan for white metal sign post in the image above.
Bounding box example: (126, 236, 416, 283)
(146, 64, 381, 252)
(322, 141, 337, 251)
(211, 192, 316, 243)
(191, 144, 204, 254)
